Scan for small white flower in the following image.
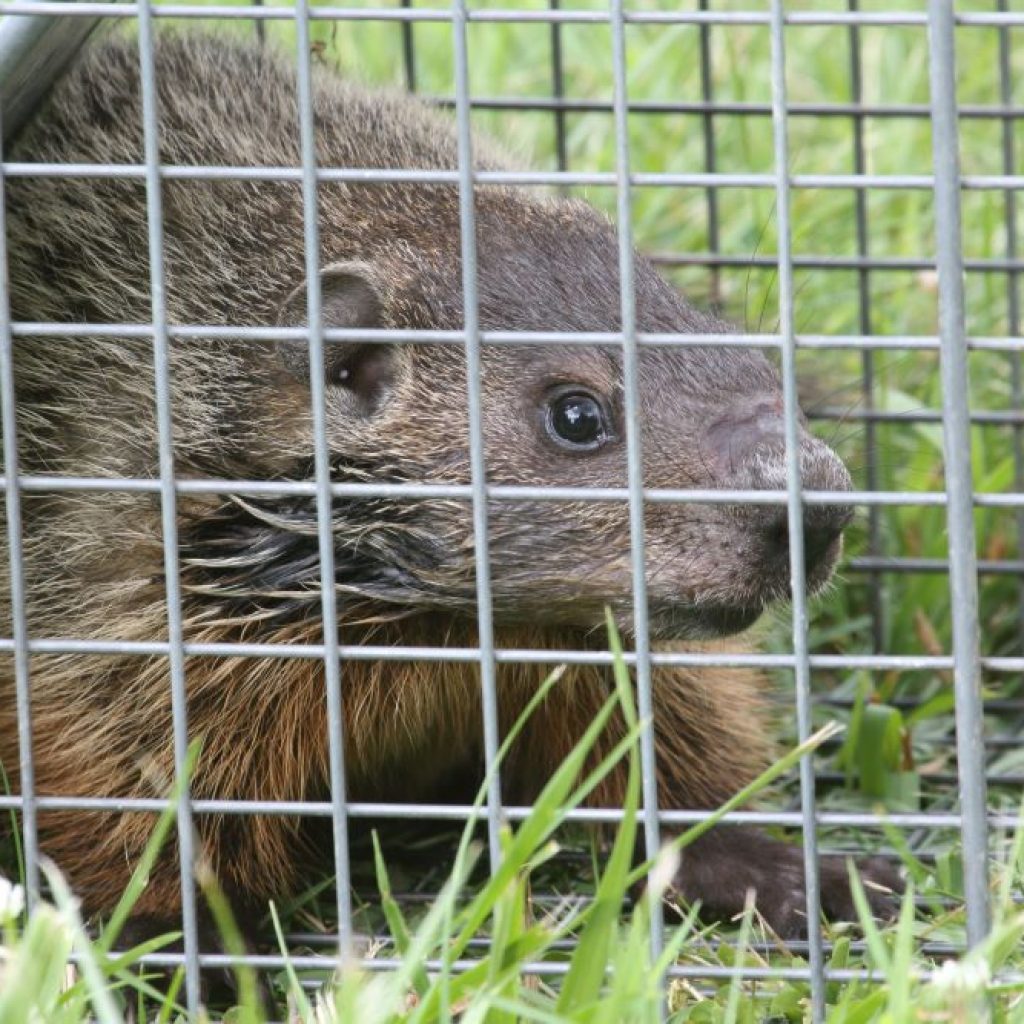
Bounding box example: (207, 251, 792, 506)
(0, 876, 25, 923)
(931, 955, 991, 995)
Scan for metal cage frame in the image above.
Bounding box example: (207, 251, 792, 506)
(0, 2, 1020, 1021)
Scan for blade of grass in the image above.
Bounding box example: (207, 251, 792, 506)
(556, 614, 640, 1013)
(722, 889, 756, 1024)
(196, 859, 260, 1024)
(586, 897, 655, 1024)
(826, 934, 851, 1005)
(418, 690, 645, 1021)
(40, 859, 122, 1024)
(435, 665, 567, 1022)
(837, 672, 871, 786)
(96, 738, 202, 957)
(105, 932, 188, 1017)
(857, 703, 903, 800)
(412, 712, 645, 1022)
(0, 901, 74, 1024)
(847, 858, 893, 974)
(155, 968, 185, 1024)
(651, 901, 702, 980)
(878, 819, 930, 889)
(268, 899, 314, 1023)
(996, 796, 1024, 920)
(372, 830, 431, 997)
(886, 878, 918, 1021)
(446, 697, 639, 963)
(625, 721, 843, 888)
(395, 842, 482, 1024)
(486, 824, 530, 1023)
(0, 760, 25, 895)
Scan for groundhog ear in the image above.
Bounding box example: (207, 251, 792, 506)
(276, 263, 392, 410)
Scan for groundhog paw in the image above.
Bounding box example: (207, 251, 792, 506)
(665, 826, 902, 940)
(818, 852, 904, 927)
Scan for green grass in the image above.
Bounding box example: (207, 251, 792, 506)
(2, 621, 1023, 1022)
(3, 1, 1024, 1019)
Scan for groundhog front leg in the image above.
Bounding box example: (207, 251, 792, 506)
(643, 663, 901, 937)
(506, 659, 899, 937)
(668, 827, 900, 938)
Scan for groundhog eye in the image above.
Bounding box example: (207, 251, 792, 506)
(546, 392, 608, 450)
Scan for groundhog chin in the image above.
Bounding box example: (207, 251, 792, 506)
(644, 601, 768, 642)
(635, 553, 843, 642)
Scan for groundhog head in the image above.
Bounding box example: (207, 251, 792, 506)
(257, 189, 853, 641)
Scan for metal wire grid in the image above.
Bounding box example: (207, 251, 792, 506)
(0, 1, 1018, 1021)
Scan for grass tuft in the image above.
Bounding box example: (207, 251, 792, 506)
(1, 624, 1022, 1020)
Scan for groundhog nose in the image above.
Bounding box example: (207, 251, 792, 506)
(703, 395, 855, 579)
(761, 503, 855, 576)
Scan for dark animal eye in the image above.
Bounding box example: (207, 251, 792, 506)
(547, 392, 608, 450)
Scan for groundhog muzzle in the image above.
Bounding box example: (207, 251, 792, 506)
(1, 33, 899, 944)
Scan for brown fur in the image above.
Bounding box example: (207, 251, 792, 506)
(0, 32, 894, 939)
(2, 626, 769, 919)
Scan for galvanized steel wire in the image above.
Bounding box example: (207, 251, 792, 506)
(0, 2, 1017, 1020)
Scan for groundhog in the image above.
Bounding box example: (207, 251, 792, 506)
(1, 33, 896, 947)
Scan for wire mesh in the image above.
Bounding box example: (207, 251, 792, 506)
(0, 1, 1020, 1020)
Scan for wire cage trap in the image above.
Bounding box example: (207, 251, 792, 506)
(0, 1, 1022, 1021)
